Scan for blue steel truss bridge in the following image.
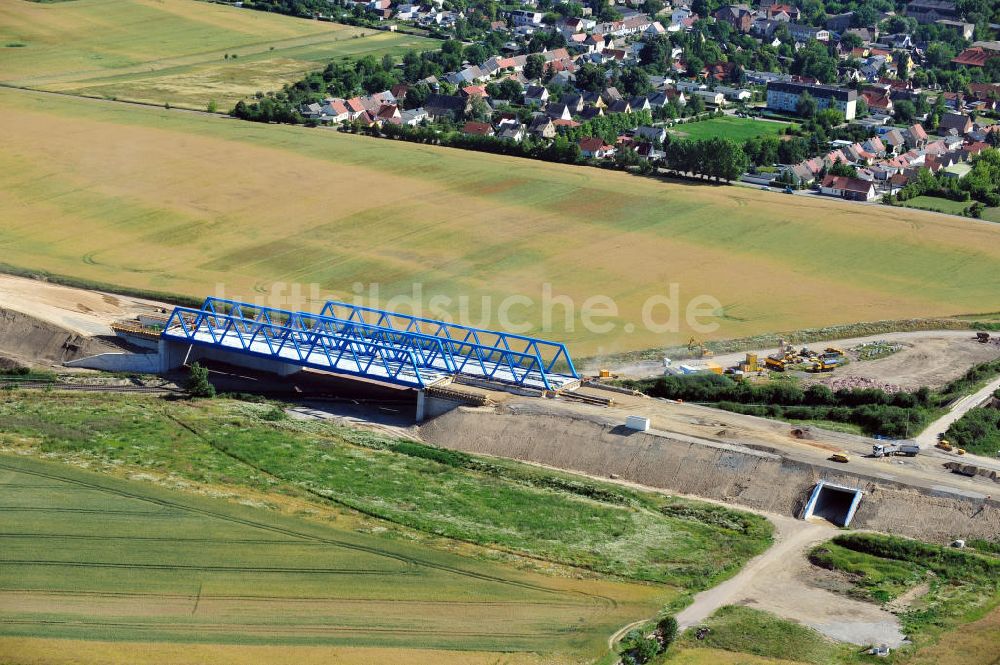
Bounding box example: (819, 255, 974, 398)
(160, 297, 578, 391)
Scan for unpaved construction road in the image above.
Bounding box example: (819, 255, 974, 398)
(916, 375, 1000, 450)
(676, 516, 907, 647)
(0, 273, 168, 336)
(602, 331, 1000, 391)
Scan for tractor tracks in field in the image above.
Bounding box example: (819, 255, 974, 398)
(0, 458, 619, 609)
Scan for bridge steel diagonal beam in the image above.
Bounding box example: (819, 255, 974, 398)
(160, 306, 432, 388)
(161, 298, 578, 390)
(318, 298, 578, 389)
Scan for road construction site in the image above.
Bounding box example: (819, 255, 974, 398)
(2, 273, 999, 540)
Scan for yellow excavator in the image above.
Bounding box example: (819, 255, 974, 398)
(688, 337, 714, 358)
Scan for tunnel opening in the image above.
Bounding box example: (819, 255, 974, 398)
(803, 482, 863, 527)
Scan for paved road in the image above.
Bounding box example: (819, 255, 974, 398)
(915, 375, 1000, 450)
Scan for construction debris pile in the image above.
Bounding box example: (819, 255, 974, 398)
(851, 340, 904, 361)
(827, 376, 904, 394)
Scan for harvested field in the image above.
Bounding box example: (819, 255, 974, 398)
(0, 0, 432, 109)
(0, 638, 555, 665)
(0, 454, 665, 663)
(2, 88, 1000, 357)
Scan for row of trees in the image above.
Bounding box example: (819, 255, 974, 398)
(662, 136, 749, 182)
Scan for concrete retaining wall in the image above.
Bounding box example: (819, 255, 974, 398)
(419, 408, 1000, 542)
(64, 352, 162, 373)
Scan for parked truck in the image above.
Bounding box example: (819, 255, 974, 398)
(873, 442, 920, 458)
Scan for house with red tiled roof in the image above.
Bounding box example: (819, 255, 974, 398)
(862, 89, 893, 114)
(345, 97, 367, 119)
(579, 136, 615, 159)
(819, 174, 877, 201)
(461, 121, 494, 136)
(767, 3, 801, 21)
(376, 104, 401, 124)
(904, 124, 928, 149)
(952, 47, 999, 67)
(461, 85, 488, 99)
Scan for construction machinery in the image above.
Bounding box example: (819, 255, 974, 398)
(688, 337, 714, 358)
(808, 359, 837, 373)
(936, 439, 954, 452)
(830, 452, 850, 463)
(765, 355, 787, 371)
(873, 442, 920, 457)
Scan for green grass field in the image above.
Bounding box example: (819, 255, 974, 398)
(0, 0, 433, 108)
(0, 391, 774, 662)
(899, 196, 1000, 222)
(668, 606, 851, 665)
(810, 534, 1000, 654)
(899, 196, 971, 215)
(671, 116, 792, 141)
(0, 453, 657, 663)
(2, 87, 1000, 358)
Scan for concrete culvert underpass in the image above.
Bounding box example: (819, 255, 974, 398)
(803, 481, 863, 527)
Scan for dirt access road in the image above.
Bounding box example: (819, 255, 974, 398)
(0, 273, 169, 335)
(915, 375, 1000, 450)
(676, 515, 907, 647)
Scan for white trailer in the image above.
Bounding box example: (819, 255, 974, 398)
(872, 442, 920, 458)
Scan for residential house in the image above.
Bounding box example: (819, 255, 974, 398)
(938, 112, 973, 135)
(903, 123, 928, 149)
(952, 47, 1000, 67)
(690, 89, 726, 105)
(607, 99, 632, 114)
(424, 94, 468, 120)
(819, 174, 878, 201)
(579, 136, 615, 159)
(787, 23, 830, 42)
(935, 19, 975, 38)
(462, 121, 494, 136)
(862, 136, 887, 157)
(561, 93, 585, 113)
(523, 85, 550, 105)
(579, 106, 604, 120)
(400, 108, 429, 126)
(861, 88, 894, 114)
(905, 0, 959, 24)
(634, 125, 667, 143)
(497, 124, 526, 142)
(825, 12, 854, 32)
(528, 115, 556, 138)
(509, 9, 543, 26)
(544, 102, 573, 120)
(766, 3, 801, 21)
(629, 96, 652, 112)
(460, 85, 488, 100)
(714, 5, 754, 33)
(376, 104, 401, 124)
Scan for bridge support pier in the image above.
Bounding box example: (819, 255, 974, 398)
(416, 390, 426, 423)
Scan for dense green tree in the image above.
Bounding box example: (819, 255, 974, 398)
(894, 99, 916, 123)
(796, 91, 817, 118)
(523, 53, 546, 81)
(185, 363, 215, 398)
